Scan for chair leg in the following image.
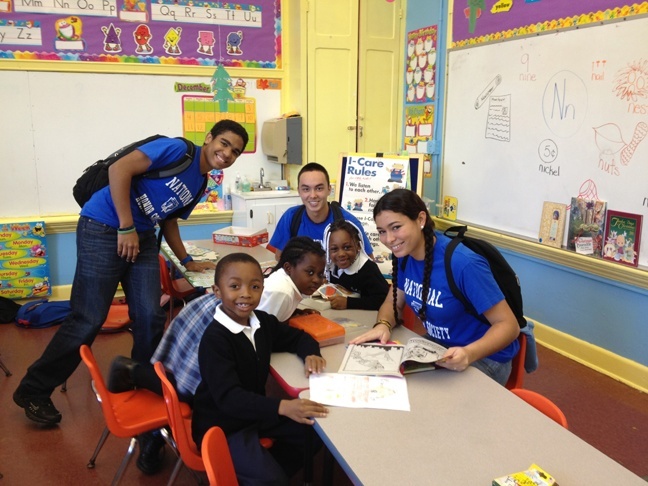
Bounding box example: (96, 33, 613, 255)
(167, 457, 184, 486)
(0, 355, 11, 376)
(87, 426, 111, 468)
(111, 436, 138, 486)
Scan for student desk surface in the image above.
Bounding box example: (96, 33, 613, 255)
(270, 310, 646, 485)
(161, 239, 277, 288)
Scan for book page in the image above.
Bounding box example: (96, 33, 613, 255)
(308, 373, 410, 411)
(338, 343, 404, 376)
(402, 337, 447, 363)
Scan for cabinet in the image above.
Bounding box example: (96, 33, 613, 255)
(231, 191, 301, 240)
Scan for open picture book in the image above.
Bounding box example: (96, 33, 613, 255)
(338, 337, 448, 376)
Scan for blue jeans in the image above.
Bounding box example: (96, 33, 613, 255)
(18, 217, 166, 397)
(424, 334, 512, 386)
(471, 356, 512, 386)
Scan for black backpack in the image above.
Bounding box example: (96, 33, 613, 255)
(400, 225, 526, 328)
(0, 296, 22, 324)
(290, 201, 344, 238)
(73, 135, 196, 207)
(443, 225, 526, 328)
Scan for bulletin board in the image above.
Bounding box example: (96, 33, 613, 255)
(442, 16, 648, 267)
(0, 0, 280, 68)
(451, 0, 647, 47)
(337, 153, 424, 272)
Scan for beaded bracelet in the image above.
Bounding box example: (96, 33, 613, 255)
(373, 319, 392, 331)
(180, 255, 194, 266)
(117, 225, 136, 235)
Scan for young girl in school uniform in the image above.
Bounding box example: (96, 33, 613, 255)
(322, 219, 390, 310)
(257, 236, 326, 321)
(191, 253, 328, 485)
(350, 189, 519, 385)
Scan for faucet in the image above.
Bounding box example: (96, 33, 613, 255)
(259, 168, 265, 188)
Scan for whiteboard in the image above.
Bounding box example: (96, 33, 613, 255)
(442, 17, 648, 267)
(0, 70, 281, 218)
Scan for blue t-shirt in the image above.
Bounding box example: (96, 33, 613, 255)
(269, 204, 374, 256)
(397, 232, 518, 362)
(81, 137, 204, 231)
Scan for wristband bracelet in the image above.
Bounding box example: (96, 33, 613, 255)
(180, 255, 194, 266)
(373, 319, 392, 331)
(117, 225, 136, 235)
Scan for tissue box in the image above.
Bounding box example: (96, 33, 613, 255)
(212, 227, 269, 247)
(288, 314, 345, 347)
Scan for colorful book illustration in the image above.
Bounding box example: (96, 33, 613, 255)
(338, 338, 448, 377)
(566, 197, 607, 256)
(602, 210, 642, 267)
(538, 201, 567, 248)
(443, 195, 458, 220)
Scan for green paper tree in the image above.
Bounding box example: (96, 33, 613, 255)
(211, 64, 234, 111)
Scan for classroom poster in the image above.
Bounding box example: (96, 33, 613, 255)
(452, 0, 647, 47)
(403, 104, 433, 177)
(183, 72, 257, 211)
(404, 25, 437, 104)
(0, 0, 280, 68)
(339, 154, 411, 274)
(0, 221, 52, 300)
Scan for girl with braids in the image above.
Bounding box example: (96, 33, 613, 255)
(322, 219, 389, 310)
(349, 189, 519, 385)
(257, 236, 327, 322)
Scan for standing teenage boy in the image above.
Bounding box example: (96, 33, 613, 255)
(14, 120, 248, 430)
(268, 162, 373, 260)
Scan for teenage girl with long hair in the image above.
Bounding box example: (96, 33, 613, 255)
(350, 189, 519, 385)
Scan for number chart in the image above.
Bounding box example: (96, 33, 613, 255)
(182, 95, 257, 152)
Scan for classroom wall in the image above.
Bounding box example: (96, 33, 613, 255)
(0, 70, 284, 218)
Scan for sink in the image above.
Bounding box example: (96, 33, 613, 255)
(251, 185, 273, 191)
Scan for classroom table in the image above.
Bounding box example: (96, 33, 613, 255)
(270, 309, 647, 486)
(160, 239, 277, 288)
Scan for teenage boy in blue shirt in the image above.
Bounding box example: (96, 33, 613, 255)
(268, 162, 373, 260)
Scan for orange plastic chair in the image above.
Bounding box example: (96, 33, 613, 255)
(400, 304, 426, 335)
(100, 302, 132, 333)
(153, 361, 205, 485)
(79, 345, 172, 485)
(201, 427, 239, 486)
(511, 388, 568, 428)
(158, 254, 196, 319)
(505, 333, 527, 390)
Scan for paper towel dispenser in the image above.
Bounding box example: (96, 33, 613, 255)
(261, 116, 302, 165)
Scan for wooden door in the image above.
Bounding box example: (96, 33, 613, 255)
(306, 1, 403, 173)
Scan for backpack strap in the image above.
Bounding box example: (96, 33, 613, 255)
(141, 137, 195, 180)
(443, 225, 488, 323)
(330, 201, 344, 221)
(290, 205, 307, 238)
(290, 201, 344, 238)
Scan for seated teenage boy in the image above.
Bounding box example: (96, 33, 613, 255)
(192, 252, 328, 484)
(268, 162, 373, 260)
